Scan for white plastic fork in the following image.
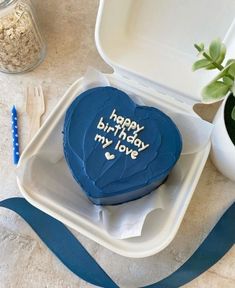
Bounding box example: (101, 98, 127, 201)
(26, 86, 45, 141)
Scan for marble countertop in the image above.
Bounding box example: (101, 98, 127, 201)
(0, 1, 234, 287)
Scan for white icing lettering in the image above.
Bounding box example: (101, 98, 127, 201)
(107, 126, 115, 133)
(115, 142, 138, 158)
(119, 144, 126, 153)
(125, 146, 133, 156)
(114, 125, 122, 136)
(126, 133, 138, 144)
(110, 109, 117, 121)
(104, 122, 110, 132)
(134, 138, 142, 148)
(128, 121, 137, 131)
(131, 150, 139, 160)
(103, 138, 113, 148)
(95, 134, 113, 149)
(96, 109, 150, 160)
(95, 134, 105, 144)
(122, 118, 131, 128)
(138, 143, 150, 152)
(115, 140, 121, 150)
(119, 128, 127, 140)
(134, 125, 145, 134)
(117, 115, 124, 125)
(97, 117, 105, 130)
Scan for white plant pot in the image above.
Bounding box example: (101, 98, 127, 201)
(211, 95, 235, 182)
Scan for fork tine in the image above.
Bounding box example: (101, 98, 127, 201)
(34, 86, 45, 115)
(25, 86, 28, 112)
(26, 85, 46, 141)
(34, 86, 38, 99)
(39, 85, 45, 114)
(25, 86, 31, 114)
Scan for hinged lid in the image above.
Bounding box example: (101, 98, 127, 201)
(95, 0, 235, 104)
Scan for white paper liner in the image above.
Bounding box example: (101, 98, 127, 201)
(18, 68, 213, 239)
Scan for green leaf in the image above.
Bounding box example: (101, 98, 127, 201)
(226, 59, 235, 66)
(209, 39, 222, 61)
(198, 43, 204, 50)
(194, 43, 204, 52)
(206, 44, 226, 70)
(208, 62, 235, 82)
(217, 44, 226, 64)
(209, 68, 227, 82)
(202, 81, 230, 102)
(223, 76, 233, 87)
(192, 59, 211, 71)
(228, 62, 235, 77)
(231, 82, 235, 96)
(231, 105, 235, 120)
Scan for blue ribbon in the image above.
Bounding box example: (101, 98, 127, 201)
(0, 198, 118, 288)
(0, 197, 234, 288)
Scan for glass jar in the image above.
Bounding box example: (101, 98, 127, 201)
(0, 0, 46, 73)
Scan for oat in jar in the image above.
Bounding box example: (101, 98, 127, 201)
(0, 0, 46, 73)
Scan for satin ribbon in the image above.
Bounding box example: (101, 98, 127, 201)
(0, 198, 234, 288)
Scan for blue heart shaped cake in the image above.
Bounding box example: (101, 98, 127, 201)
(63, 87, 182, 205)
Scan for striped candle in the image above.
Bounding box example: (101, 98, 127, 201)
(11, 105, 20, 165)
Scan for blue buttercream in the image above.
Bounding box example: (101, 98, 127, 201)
(63, 87, 182, 205)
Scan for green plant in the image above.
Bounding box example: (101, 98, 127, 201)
(193, 38, 235, 120)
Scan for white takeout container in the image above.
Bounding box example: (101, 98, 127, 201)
(17, 0, 235, 257)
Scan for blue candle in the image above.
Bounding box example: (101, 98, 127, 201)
(11, 105, 20, 165)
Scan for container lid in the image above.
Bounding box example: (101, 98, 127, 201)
(95, 0, 235, 103)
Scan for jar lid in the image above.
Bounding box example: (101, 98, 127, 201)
(0, 0, 16, 8)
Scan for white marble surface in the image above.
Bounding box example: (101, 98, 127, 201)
(0, 1, 234, 287)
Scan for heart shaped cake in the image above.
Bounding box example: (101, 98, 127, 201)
(63, 87, 182, 205)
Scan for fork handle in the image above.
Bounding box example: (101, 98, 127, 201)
(28, 116, 41, 141)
